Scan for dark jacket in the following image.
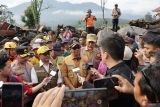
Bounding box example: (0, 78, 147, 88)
(107, 61, 139, 107)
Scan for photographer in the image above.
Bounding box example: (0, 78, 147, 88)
(112, 61, 160, 107)
(82, 9, 97, 34)
(91, 31, 136, 107)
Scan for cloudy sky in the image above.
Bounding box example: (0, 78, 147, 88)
(0, 0, 160, 15)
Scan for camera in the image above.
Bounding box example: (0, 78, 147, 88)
(94, 77, 119, 88)
(94, 77, 119, 101)
(1, 83, 24, 107)
(85, 62, 94, 70)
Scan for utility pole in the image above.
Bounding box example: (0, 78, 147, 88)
(101, 0, 107, 25)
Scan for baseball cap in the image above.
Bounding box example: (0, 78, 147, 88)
(16, 46, 29, 58)
(70, 41, 80, 50)
(86, 34, 97, 42)
(37, 46, 51, 55)
(4, 42, 17, 49)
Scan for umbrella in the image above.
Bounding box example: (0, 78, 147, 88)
(152, 6, 160, 12)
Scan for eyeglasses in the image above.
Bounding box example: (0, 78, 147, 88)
(140, 65, 159, 102)
(42, 51, 50, 56)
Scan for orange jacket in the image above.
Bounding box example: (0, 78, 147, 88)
(83, 15, 96, 27)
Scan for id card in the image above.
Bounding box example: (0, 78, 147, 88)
(50, 70, 57, 76)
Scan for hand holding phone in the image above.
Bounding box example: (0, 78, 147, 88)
(63, 88, 109, 107)
(94, 77, 118, 88)
(112, 75, 134, 94)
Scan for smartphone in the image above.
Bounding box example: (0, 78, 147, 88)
(62, 88, 109, 107)
(93, 77, 119, 101)
(94, 77, 118, 88)
(2, 83, 24, 107)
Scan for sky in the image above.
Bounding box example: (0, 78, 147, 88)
(0, 0, 160, 15)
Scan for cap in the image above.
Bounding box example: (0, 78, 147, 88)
(70, 41, 80, 49)
(16, 46, 29, 57)
(32, 44, 40, 50)
(87, 9, 92, 13)
(37, 46, 51, 55)
(123, 46, 133, 60)
(34, 38, 45, 44)
(4, 42, 17, 49)
(86, 34, 97, 42)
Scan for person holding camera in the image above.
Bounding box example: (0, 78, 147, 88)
(112, 4, 121, 32)
(82, 9, 97, 34)
(112, 61, 160, 107)
(91, 30, 136, 107)
(60, 41, 91, 89)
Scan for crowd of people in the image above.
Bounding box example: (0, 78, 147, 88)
(0, 4, 160, 107)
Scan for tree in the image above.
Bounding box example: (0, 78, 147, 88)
(21, 0, 43, 29)
(21, 5, 36, 28)
(0, 4, 15, 24)
(22, 0, 50, 29)
(144, 12, 153, 22)
(31, 0, 43, 28)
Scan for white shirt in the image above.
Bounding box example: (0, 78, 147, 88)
(31, 67, 38, 83)
(112, 8, 121, 19)
(39, 60, 62, 84)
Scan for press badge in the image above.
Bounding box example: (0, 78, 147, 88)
(50, 70, 57, 76)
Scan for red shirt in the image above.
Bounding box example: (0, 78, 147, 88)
(7, 75, 32, 96)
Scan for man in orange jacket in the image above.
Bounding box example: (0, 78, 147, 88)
(83, 9, 97, 34)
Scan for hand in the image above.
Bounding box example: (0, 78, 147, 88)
(135, 49, 143, 59)
(77, 74, 85, 85)
(90, 68, 104, 79)
(134, 49, 144, 65)
(90, 68, 98, 75)
(41, 77, 51, 86)
(32, 85, 65, 107)
(112, 75, 134, 94)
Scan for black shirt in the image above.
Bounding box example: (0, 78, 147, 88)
(107, 61, 139, 107)
(107, 61, 134, 83)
